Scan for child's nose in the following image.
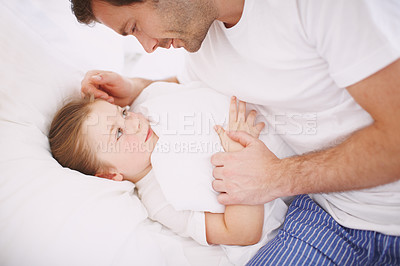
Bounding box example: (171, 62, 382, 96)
(124, 115, 140, 134)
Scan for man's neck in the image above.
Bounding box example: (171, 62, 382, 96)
(215, 0, 245, 28)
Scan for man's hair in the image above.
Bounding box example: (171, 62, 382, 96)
(49, 97, 107, 176)
(70, 0, 144, 25)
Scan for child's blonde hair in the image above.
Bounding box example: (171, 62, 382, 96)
(49, 97, 108, 175)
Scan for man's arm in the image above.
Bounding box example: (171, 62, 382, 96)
(162, 76, 179, 84)
(80, 70, 178, 106)
(212, 59, 400, 205)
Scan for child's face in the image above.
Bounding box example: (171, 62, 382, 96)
(83, 100, 157, 181)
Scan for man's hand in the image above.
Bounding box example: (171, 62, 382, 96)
(212, 96, 283, 205)
(81, 70, 152, 107)
(212, 130, 283, 205)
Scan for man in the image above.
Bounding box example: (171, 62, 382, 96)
(71, 0, 400, 264)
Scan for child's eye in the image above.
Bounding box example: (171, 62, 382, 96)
(116, 128, 123, 140)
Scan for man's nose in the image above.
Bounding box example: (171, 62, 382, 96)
(136, 32, 158, 53)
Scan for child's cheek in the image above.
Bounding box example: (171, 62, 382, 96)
(124, 134, 141, 151)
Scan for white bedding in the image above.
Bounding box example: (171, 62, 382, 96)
(0, 1, 231, 265)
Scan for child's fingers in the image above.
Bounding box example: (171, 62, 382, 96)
(246, 110, 257, 126)
(215, 125, 230, 151)
(229, 96, 238, 128)
(214, 125, 226, 137)
(237, 100, 246, 122)
(255, 122, 265, 134)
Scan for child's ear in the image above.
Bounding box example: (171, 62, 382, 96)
(95, 172, 124, 181)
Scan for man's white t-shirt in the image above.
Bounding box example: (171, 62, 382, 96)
(178, 0, 400, 235)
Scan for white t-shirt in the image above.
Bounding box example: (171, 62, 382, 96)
(178, 0, 400, 235)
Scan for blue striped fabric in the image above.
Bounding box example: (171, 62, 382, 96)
(247, 194, 400, 265)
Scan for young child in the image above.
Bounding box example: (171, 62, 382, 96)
(49, 95, 266, 246)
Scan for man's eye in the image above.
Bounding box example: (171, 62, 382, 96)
(116, 128, 123, 140)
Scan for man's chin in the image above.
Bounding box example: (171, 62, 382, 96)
(177, 34, 207, 52)
(182, 42, 202, 53)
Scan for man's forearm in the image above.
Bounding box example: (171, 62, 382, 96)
(128, 76, 178, 87)
(283, 59, 400, 197)
(212, 58, 400, 206)
(163, 76, 179, 83)
(282, 122, 400, 196)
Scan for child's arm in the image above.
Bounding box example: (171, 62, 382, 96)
(206, 96, 265, 245)
(136, 173, 263, 245)
(205, 205, 264, 245)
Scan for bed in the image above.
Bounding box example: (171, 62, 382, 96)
(0, 1, 233, 265)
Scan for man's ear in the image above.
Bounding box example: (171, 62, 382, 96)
(95, 172, 124, 181)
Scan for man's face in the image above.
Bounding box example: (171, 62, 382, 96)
(92, 0, 217, 53)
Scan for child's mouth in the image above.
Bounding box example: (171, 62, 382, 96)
(145, 128, 152, 142)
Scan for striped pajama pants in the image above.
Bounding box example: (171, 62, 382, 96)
(247, 194, 400, 265)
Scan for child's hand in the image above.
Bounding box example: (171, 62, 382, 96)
(215, 96, 265, 152)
